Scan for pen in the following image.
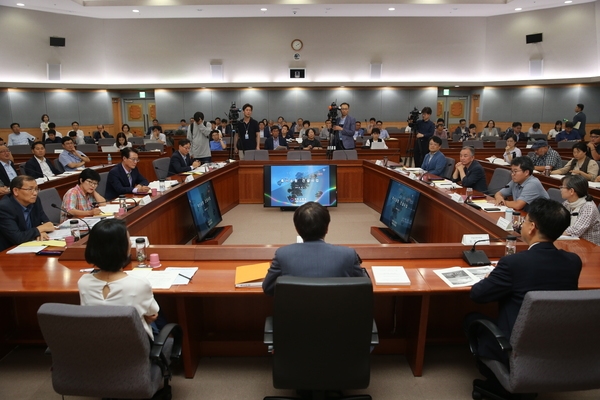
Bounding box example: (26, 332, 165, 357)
(178, 273, 192, 281)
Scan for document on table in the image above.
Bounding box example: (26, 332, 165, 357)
(485, 157, 510, 166)
(126, 268, 179, 289)
(7, 243, 47, 254)
(47, 228, 72, 240)
(371, 266, 411, 286)
(99, 204, 120, 214)
(433, 267, 480, 288)
(165, 267, 198, 285)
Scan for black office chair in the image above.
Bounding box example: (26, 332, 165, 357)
(264, 276, 378, 400)
(443, 157, 455, 179)
(485, 168, 511, 196)
(38, 303, 182, 400)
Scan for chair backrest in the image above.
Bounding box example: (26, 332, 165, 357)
(560, 158, 569, 167)
(463, 140, 483, 149)
(332, 150, 347, 160)
(440, 138, 449, 149)
(507, 290, 600, 393)
(37, 303, 156, 398)
(97, 138, 114, 146)
(53, 158, 65, 174)
(272, 276, 373, 391)
(145, 143, 164, 152)
(443, 157, 455, 179)
(452, 133, 461, 142)
(253, 150, 270, 161)
(97, 171, 109, 198)
(76, 144, 98, 153)
(46, 143, 64, 153)
(152, 157, 171, 180)
(344, 149, 358, 160)
(18, 162, 26, 176)
(557, 140, 575, 148)
(494, 140, 507, 149)
(486, 168, 512, 195)
(547, 187, 562, 203)
(287, 151, 311, 160)
(244, 150, 257, 160)
(38, 187, 64, 224)
(8, 144, 31, 154)
(529, 133, 547, 141)
(129, 137, 144, 146)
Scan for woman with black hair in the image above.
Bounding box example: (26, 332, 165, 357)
(551, 141, 598, 181)
(560, 174, 600, 245)
(78, 219, 160, 338)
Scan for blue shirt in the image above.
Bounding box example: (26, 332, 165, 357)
(421, 151, 447, 177)
(58, 150, 87, 171)
(210, 141, 224, 151)
(555, 129, 581, 142)
(0, 161, 17, 182)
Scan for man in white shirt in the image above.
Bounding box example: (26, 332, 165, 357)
(24, 141, 61, 179)
(376, 120, 390, 140)
(0, 145, 17, 195)
(8, 123, 36, 146)
(71, 121, 86, 142)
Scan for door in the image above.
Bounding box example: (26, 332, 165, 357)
(123, 99, 156, 137)
(437, 96, 469, 137)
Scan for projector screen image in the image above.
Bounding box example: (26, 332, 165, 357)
(263, 165, 337, 207)
(379, 180, 420, 243)
(186, 180, 223, 241)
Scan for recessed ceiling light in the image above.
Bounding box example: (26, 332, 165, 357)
(16, 3, 25, 6)
(261, 8, 267, 11)
(455, 85, 460, 87)
(515, 8, 522, 11)
(132, 9, 139, 13)
(565, 0, 573, 3)
(388, 8, 395, 11)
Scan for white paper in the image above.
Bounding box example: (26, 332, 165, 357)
(588, 181, 600, 189)
(139, 195, 152, 205)
(433, 267, 479, 287)
(557, 235, 580, 241)
(99, 204, 120, 214)
(145, 271, 179, 289)
(47, 228, 72, 240)
(371, 266, 411, 285)
(165, 267, 199, 285)
(7, 245, 47, 254)
(463, 266, 494, 281)
(479, 204, 507, 213)
(148, 180, 179, 189)
(496, 217, 512, 231)
(485, 157, 510, 166)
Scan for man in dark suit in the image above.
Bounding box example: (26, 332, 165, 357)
(169, 138, 201, 176)
(105, 148, 150, 200)
(467, 198, 581, 396)
(333, 102, 356, 150)
(0, 176, 55, 252)
(451, 146, 488, 193)
(262, 202, 365, 296)
(264, 126, 288, 150)
(0, 144, 18, 195)
(24, 141, 61, 179)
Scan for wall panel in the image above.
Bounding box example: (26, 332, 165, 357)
(45, 91, 79, 126)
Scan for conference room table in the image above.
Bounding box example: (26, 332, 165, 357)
(1, 160, 599, 380)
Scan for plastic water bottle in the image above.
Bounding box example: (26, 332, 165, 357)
(107, 153, 112, 164)
(70, 220, 81, 241)
(159, 179, 166, 192)
(119, 195, 127, 214)
(505, 235, 517, 256)
(136, 238, 147, 267)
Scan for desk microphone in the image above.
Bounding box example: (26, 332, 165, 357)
(51, 204, 92, 236)
(462, 237, 504, 266)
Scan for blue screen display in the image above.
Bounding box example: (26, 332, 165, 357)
(379, 180, 420, 242)
(186, 181, 223, 241)
(263, 165, 337, 207)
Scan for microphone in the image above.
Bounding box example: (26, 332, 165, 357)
(462, 237, 505, 266)
(51, 203, 92, 237)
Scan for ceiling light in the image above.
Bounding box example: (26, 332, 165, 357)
(565, 0, 572, 3)
(261, 8, 267, 11)
(455, 85, 460, 87)
(16, 3, 25, 6)
(132, 9, 139, 13)
(515, 8, 522, 11)
(389, 8, 395, 11)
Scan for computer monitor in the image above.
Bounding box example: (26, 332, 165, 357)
(263, 164, 337, 209)
(186, 180, 223, 242)
(379, 180, 420, 243)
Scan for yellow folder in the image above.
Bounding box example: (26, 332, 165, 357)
(234, 262, 270, 288)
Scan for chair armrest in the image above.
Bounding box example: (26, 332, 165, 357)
(371, 320, 379, 346)
(264, 316, 273, 346)
(151, 323, 183, 361)
(467, 319, 512, 356)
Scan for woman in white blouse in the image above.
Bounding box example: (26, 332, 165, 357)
(113, 132, 132, 150)
(78, 219, 160, 338)
(502, 134, 522, 163)
(121, 123, 134, 139)
(548, 120, 562, 140)
(40, 114, 50, 139)
(560, 174, 600, 245)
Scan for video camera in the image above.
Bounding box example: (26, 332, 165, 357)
(228, 102, 241, 124)
(408, 107, 421, 125)
(327, 101, 340, 122)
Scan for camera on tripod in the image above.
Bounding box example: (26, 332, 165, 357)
(408, 107, 421, 125)
(327, 101, 340, 122)
(228, 102, 241, 124)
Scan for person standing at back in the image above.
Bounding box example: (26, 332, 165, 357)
(235, 104, 260, 160)
(573, 103, 586, 138)
(332, 102, 356, 150)
(187, 111, 212, 164)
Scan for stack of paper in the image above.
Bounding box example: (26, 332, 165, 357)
(235, 262, 270, 288)
(433, 266, 494, 288)
(371, 266, 411, 286)
(485, 157, 510, 166)
(126, 268, 179, 289)
(165, 267, 198, 285)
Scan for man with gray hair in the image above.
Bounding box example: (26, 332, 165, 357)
(452, 146, 488, 193)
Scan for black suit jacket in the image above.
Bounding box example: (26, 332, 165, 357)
(0, 195, 50, 252)
(169, 151, 193, 175)
(0, 160, 18, 187)
(470, 241, 581, 361)
(105, 164, 149, 200)
(24, 156, 60, 179)
(454, 160, 488, 193)
(264, 136, 288, 150)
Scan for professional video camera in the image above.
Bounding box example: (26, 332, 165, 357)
(327, 101, 340, 123)
(228, 102, 241, 124)
(408, 107, 421, 126)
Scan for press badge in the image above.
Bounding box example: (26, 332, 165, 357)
(245, 133, 249, 139)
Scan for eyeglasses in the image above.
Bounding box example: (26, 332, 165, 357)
(128, 158, 140, 163)
(510, 169, 523, 175)
(181, 146, 191, 150)
(84, 180, 99, 187)
(18, 187, 40, 193)
(0, 150, 11, 153)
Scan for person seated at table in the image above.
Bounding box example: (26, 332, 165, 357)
(555, 121, 581, 142)
(548, 120, 562, 140)
(501, 133, 521, 163)
(452, 146, 487, 193)
(433, 122, 448, 140)
(528, 122, 543, 135)
(494, 156, 548, 211)
(481, 120, 499, 138)
(149, 126, 166, 145)
(363, 128, 388, 149)
(68, 130, 85, 145)
(60, 168, 106, 222)
(262, 202, 365, 296)
(421, 136, 446, 177)
(209, 130, 227, 151)
(24, 141, 61, 179)
(59, 136, 90, 172)
(169, 138, 201, 176)
(301, 128, 322, 150)
(0, 144, 19, 190)
(528, 140, 563, 172)
(113, 132, 132, 150)
(466, 198, 581, 399)
(92, 124, 112, 141)
(105, 148, 150, 201)
(264, 126, 288, 150)
(551, 141, 598, 181)
(454, 119, 469, 141)
(45, 129, 61, 144)
(560, 175, 600, 245)
(121, 123, 134, 139)
(281, 124, 294, 141)
(0, 176, 55, 252)
(78, 219, 160, 339)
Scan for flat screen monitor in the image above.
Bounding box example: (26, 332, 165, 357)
(379, 180, 420, 243)
(263, 165, 337, 208)
(186, 180, 223, 242)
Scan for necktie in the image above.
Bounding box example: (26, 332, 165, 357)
(127, 172, 132, 187)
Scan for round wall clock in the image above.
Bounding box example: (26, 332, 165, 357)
(291, 39, 303, 51)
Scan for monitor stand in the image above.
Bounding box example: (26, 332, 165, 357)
(370, 226, 408, 244)
(193, 225, 233, 245)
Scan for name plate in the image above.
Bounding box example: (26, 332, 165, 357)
(450, 193, 464, 203)
(462, 234, 490, 246)
(184, 175, 194, 183)
(139, 195, 152, 206)
(496, 217, 512, 230)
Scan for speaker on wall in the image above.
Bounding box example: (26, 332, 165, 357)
(526, 33, 543, 44)
(210, 63, 223, 80)
(47, 63, 61, 80)
(50, 37, 65, 47)
(529, 59, 543, 77)
(370, 63, 382, 79)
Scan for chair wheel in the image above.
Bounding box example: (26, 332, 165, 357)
(472, 390, 483, 400)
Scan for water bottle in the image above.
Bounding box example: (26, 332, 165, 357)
(544, 165, 551, 177)
(465, 187, 473, 202)
(512, 211, 523, 233)
(70, 219, 81, 241)
(135, 238, 147, 267)
(119, 195, 127, 213)
(504, 207, 513, 221)
(505, 235, 517, 256)
(159, 179, 166, 192)
(107, 153, 112, 164)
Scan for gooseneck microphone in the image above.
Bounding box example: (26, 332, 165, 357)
(462, 237, 507, 266)
(51, 203, 92, 236)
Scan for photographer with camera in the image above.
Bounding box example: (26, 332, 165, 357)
(234, 103, 260, 160)
(413, 106, 435, 167)
(332, 102, 356, 150)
